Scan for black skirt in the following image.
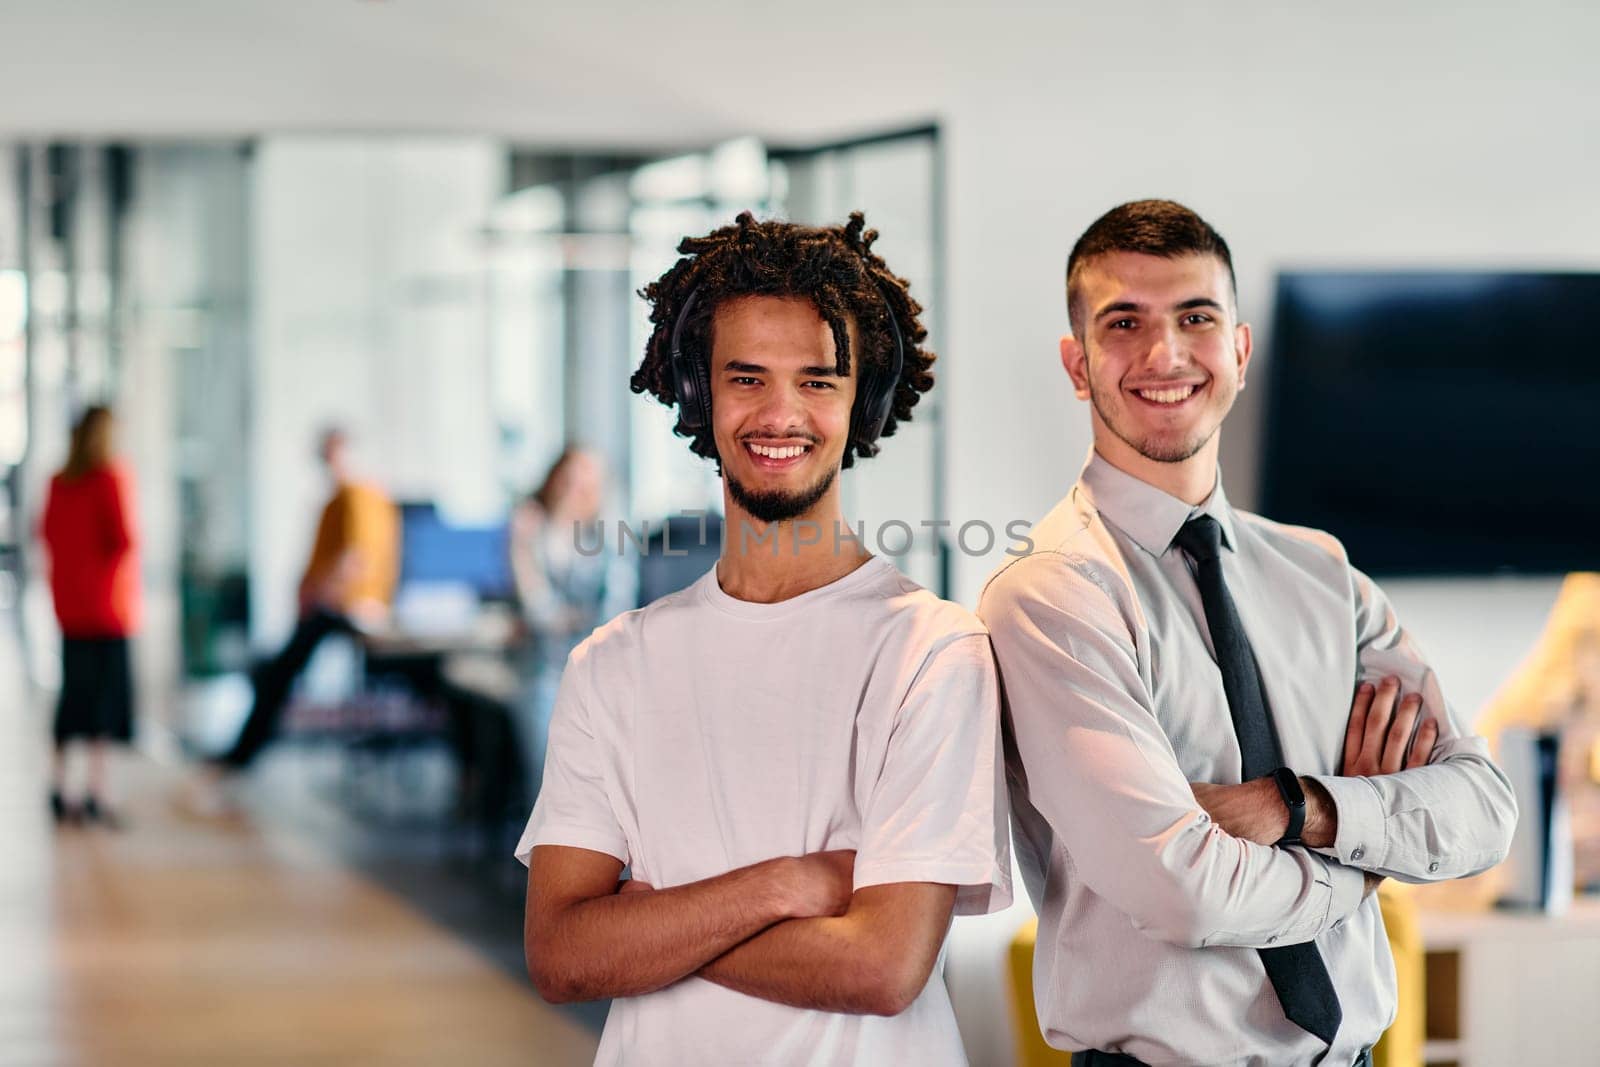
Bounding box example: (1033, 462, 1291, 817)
(55, 636, 134, 744)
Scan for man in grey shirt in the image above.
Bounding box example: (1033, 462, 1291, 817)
(980, 200, 1517, 1067)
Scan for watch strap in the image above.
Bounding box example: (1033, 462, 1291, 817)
(1271, 766, 1306, 846)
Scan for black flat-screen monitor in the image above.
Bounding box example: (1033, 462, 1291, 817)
(1259, 271, 1600, 576)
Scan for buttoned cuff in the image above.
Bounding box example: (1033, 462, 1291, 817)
(1308, 774, 1387, 870)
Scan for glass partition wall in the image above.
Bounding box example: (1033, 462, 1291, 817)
(2, 128, 946, 747)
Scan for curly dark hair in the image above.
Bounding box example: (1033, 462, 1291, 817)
(630, 210, 934, 469)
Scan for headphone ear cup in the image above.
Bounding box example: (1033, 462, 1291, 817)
(850, 370, 890, 451)
(668, 289, 710, 432)
(690, 354, 713, 430)
(669, 347, 702, 431)
(851, 287, 905, 456)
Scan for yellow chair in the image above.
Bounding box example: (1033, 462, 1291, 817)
(1373, 883, 1424, 1067)
(1007, 917, 1073, 1066)
(1005, 888, 1426, 1067)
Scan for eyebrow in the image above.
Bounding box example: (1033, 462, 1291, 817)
(1094, 296, 1227, 321)
(722, 360, 843, 377)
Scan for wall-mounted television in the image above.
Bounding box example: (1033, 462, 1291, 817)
(1259, 272, 1600, 576)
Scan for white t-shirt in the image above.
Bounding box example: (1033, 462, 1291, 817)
(515, 555, 1012, 1066)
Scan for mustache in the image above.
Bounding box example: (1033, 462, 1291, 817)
(738, 431, 822, 445)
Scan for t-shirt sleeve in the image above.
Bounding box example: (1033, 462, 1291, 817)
(513, 655, 630, 868)
(853, 631, 1013, 915)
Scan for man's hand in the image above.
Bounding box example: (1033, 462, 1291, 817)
(786, 850, 857, 919)
(1193, 678, 1440, 850)
(1343, 676, 1438, 778)
(615, 850, 855, 920)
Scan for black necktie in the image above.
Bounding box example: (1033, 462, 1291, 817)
(1174, 514, 1342, 1047)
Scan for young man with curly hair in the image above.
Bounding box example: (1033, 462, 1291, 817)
(980, 200, 1516, 1066)
(517, 212, 1011, 1065)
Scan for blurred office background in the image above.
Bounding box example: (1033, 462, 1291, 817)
(2, 2, 1598, 1065)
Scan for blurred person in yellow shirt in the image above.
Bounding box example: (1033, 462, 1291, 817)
(214, 426, 398, 773)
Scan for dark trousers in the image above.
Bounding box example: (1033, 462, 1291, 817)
(221, 609, 355, 769)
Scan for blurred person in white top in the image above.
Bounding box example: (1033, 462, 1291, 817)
(516, 212, 1011, 1066)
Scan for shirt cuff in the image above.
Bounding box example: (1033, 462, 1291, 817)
(1323, 856, 1369, 928)
(1308, 773, 1387, 870)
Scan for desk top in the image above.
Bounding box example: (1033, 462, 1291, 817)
(1416, 889, 1600, 947)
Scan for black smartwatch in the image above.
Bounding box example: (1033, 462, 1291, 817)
(1270, 767, 1306, 846)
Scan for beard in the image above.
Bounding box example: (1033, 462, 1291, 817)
(726, 465, 837, 523)
(1087, 377, 1220, 464)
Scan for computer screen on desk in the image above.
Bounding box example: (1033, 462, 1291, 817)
(397, 502, 515, 602)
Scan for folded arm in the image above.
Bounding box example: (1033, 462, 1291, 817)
(524, 845, 853, 1004)
(1192, 677, 1436, 893)
(1307, 570, 1517, 882)
(694, 881, 957, 1015)
(982, 557, 1366, 952)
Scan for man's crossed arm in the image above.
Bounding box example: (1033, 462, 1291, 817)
(1192, 676, 1436, 872)
(524, 845, 954, 1015)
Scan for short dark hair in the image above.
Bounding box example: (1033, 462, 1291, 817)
(1065, 200, 1236, 339)
(630, 211, 934, 469)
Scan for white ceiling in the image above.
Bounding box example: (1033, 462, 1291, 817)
(0, 0, 961, 148)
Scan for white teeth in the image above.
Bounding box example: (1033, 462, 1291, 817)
(1136, 385, 1198, 404)
(749, 443, 809, 459)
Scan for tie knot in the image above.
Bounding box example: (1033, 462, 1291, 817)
(1174, 514, 1223, 563)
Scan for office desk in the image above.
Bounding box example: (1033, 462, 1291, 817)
(1414, 889, 1600, 1065)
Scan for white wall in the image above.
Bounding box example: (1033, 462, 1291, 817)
(250, 137, 503, 644)
(941, 7, 1600, 610)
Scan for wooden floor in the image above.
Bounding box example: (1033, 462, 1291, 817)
(0, 623, 599, 1067)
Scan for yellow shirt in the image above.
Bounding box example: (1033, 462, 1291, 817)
(302, 481, 399, 613)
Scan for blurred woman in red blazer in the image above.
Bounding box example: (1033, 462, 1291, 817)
(39, 405, 141, 827)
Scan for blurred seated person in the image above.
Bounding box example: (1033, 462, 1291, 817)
(215, 426, 399, 773)
(39, 404, 141, 826)
(508, 446, 634, 786)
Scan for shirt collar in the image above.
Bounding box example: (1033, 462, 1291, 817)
(1077, 448, 1239, 557)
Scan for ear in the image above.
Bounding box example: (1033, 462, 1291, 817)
(1060, 335, 1091, 400)
(1233, 321, 1254, 387)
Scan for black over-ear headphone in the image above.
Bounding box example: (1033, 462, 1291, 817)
(668, 285, 905, 454)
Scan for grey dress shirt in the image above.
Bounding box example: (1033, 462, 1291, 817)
(979, 452, 1516, 1067)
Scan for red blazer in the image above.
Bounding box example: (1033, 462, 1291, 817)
(40, 462, 142, 638)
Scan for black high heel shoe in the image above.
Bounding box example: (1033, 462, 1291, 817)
(49, 790, 79, 825)
(81, 796, 123, 830)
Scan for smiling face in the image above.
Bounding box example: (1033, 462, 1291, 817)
(1062, 251, 1252, 484)
(708, 294, 858, 524)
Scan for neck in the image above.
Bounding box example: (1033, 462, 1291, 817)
(716, 484, 872, 604)
(1091, 425, 1220, 506)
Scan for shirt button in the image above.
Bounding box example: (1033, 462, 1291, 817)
(1429, 861, 1439, 873)
(1351, 847, 1365, 860)
(1266, 935, 1278, 943)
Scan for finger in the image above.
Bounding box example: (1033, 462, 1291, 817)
(1381, 693, 1423, 774)
(1406, 717, 1439, 769)
(1344, 683, 1375, 773)
(1360, 676, 1401, 771)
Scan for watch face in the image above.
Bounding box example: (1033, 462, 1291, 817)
(1275, 767, 1305, 807)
